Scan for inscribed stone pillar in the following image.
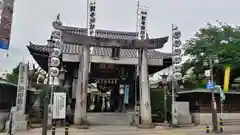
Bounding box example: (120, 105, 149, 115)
(6, 62, 28, 131)
(140, 49, 152, 125)
(82, 45, 90, 124)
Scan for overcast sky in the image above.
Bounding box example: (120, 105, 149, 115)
(0, 0, 239, 72)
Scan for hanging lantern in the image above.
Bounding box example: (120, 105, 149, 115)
(173, 72, 182, 81)
(51, 30, 62, 39)
(54, 39, 62, 47)
(52, 13, 63, 27)
(173, 64, 181, 72)
(172, 47, 182, 55)
(49, 67, 60, 77)
(50, 57, 61, 67)
(172, 29, 181, 39)
(172, 25, 182, 81)
(172, 56, 182, 64)
(172, 39, 182, 48)
(51, 48, 61, 57)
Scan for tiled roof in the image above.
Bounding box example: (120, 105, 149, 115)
(27, 42, 51, 54)
(27, 43, 173, 59)
(54, 25, 138, 40)
(92, 47, 172, 59)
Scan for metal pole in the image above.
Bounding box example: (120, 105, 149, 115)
(51, 77, 54, 113)
(42, 94, 49, 135)
(220, 102, 223, 119)
(220, 102, 223, 132)
(163, 84, 168, 123)
(209, 57, 218, 132)
(42, 40, 53, 135)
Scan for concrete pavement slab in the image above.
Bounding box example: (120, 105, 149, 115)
(1, 125, 240, 135)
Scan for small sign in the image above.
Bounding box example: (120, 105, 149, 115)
(215, 85, 226, 102)
(52, 92, 66, 119)
(124, 85, 129, 104)
(204, 70, 210, 77)
(206, 80, 214, 89)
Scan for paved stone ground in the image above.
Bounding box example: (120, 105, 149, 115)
(1, 125, 240, 135)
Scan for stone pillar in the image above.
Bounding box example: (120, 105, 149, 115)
(6, 63, 29, 132)
(82, 45, 90, 125)
(139, 49, 153, 128)
(74, 59, 83, 124)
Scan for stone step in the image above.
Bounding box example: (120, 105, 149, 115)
(87, 113, 131, 125)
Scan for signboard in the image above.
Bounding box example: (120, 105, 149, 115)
(124, 84, 129, 104)
(215, 85, 226, 102)
(0, 0, 14, 50)
(206, 80, 214, 89)
(15, 63, 28, 114)
(204, 70, 210, 77)
(52, 92, 66, 119)
(223, 66, 231, 92)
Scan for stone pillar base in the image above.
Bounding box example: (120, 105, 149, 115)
(6, 114, 29, 132)
(137, 124, 155, 129)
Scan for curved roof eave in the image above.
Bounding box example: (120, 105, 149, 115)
(27, 43, 173, 59)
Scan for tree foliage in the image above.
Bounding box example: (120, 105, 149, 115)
(6, 62, 46, 85)
(183, 21, 240, 87)
(6, 64, 20, 84)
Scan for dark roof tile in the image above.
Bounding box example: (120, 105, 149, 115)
(56, 25, 138, 40)
(27, 43, 173, 59)
(92, 47, 172, 59)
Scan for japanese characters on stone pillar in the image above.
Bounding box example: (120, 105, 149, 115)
(87, 0, 96, 37)
(15, 62, 28, 114)
(80, 0, 97, 125)
(137, 4, 153, 126)
(10, 62, 29, 132)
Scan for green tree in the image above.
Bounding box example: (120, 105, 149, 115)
(6, 63, 20, 84)
(6, 62, 46, 85)
(183, 21, 240, 86)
